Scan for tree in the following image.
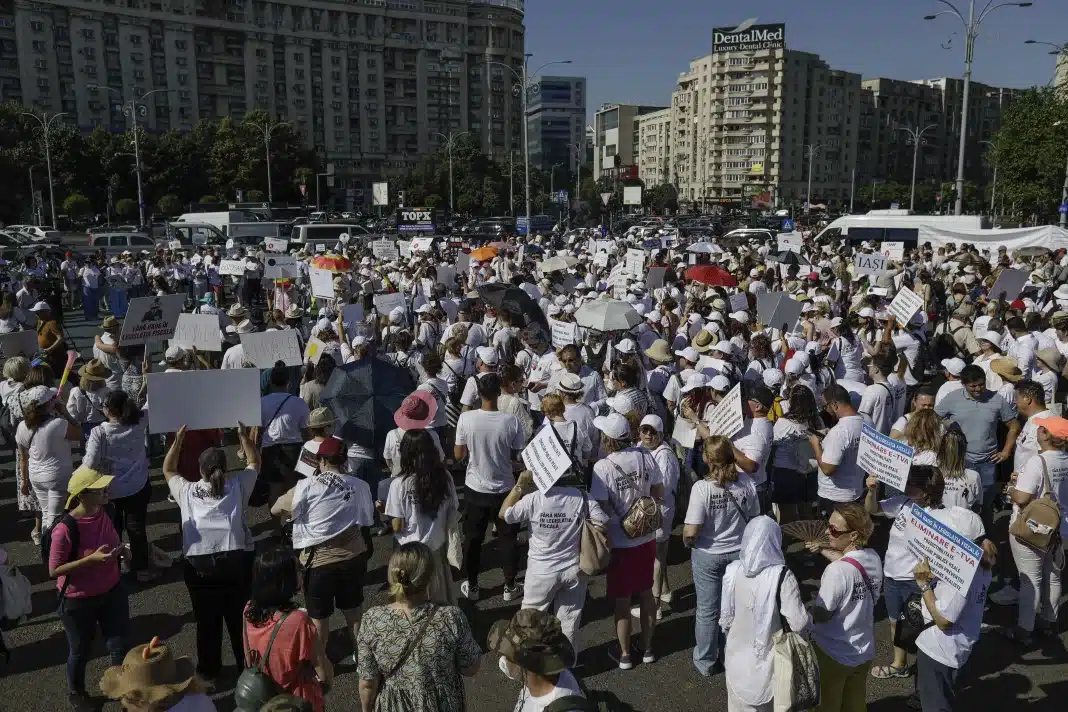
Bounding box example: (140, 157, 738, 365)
(157, 194, 183, 216)
(248, 189, 264, 202)
(115, 198, 137, 217)
(62, 192, 91, 218)
(199, 195, 219, 204)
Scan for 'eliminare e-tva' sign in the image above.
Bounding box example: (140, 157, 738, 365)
(713, 23, 786, 53)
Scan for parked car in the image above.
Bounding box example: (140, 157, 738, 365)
(86, 232, 157, 256)
(19, 226, 62, 244)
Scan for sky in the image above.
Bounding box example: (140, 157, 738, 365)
(523, 0, 1064, 122)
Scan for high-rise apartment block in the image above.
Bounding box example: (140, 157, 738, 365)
(525, 75, 585, 174)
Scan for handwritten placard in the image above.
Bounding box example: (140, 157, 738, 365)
(119, 295, 186, 347)
(777, 233, 803, 254)
(218, 259, 246, 276)
(171, 314, 222, 352)
(521, 424, 574, 493)
(904, 504, 984, 597)
(625, 248, 645, 277)
(549, 318, 576, 349)
(372, 239, 399, 261)
(240, 330, 302, 368)
(264, 238, 288, 253)
(887, 286, 924, 326)
(704, 383, 744, 439)
(882, 242, 905, 261)
(373, 292, 406, 315)
(729, 293, 749, 313)
(857, 423, 914, 492)
(309, 267, 335, 299)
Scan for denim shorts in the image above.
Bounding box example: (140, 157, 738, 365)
(884, 577, 921, 622)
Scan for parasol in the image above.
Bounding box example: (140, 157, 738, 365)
(574, 299, 642, 332)
(478, 283, 549, 330)
(684, 264, 738, 287)
(687, 242, 724, 254)
(321, 358, 416, 455)
(1013, 246, 1050, 258)
(488, 241, 511, 250)
(771, 251, 811, 267)
(539, 255, 571, 274)
(469, 246, 499, 261)
(310, 254, 352, 272)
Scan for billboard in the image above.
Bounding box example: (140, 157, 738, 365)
(372, 181, 389, 206)
(713, 23, 786, 53)
(397, 207, 436, 233)
(623, 186, 643, 205)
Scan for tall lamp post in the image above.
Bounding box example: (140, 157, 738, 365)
(924, 1, 1032, 216)
(247, 117, 289, 204)
(1024, 39, 1068, 91)
(19, 111, 66, 228)
(804, 143, 822, 212)
(979, 139, 998, 217)
(1054, 122, 1068, 229)
(432, 131, 470, 215)
(899, 124, 938, 211)
(569, 142, 583, 228)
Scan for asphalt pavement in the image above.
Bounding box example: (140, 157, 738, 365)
(0, 306, 1065, 711)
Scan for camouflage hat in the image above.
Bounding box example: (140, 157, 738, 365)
(259, 694, 313, 712)
(487, 608, 575, 676)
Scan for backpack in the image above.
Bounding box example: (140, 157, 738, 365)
(911, 335, 933, 380)
(235, 611, 292, 712)
(0, 559, 32, 623)
(40, 507, 114, 601)
(1010, 453, 1062, 553)
(544, 689, 634, 712)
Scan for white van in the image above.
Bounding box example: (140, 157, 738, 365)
(174, 211, 245, 232)
(290, 223, 370, 245)
(815, 210, 987, 242)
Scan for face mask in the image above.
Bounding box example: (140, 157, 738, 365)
(498, 656, 522, 681)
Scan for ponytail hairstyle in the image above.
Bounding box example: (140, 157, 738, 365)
(388, 541, 434, 602)
(198, 447, 228, 498)
(399, 430, 448, 516)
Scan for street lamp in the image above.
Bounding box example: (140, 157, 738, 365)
(486, 56, 572, 231)
(804, 143, 822, 212)
(247, 117, 289, 204)
(924, 1, 1032, 216)
(980, 139, 998, 217)
(1053, 121, 1068, 228)
(431, 131, 470, 215)
(1025, 40, 1068, 93)
(899, 124, 938, 211)
(19, 111, 66, 228)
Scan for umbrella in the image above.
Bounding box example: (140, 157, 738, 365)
(310, 254, 352, 272)
(321, 358, 416, 455)
(684, 264, 738, 287)
(574, 299, 642, 332)
(478, 283, 549, 330)
(1014, 246, 1050, 258)
(539, 255, 571, 274)
(687, 242, 724, 254)
(489, 241, 511, 250)
(469, 246, 499, 261)
(771, 251, 810, 267)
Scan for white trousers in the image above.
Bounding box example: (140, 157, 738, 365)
(32, 477, 66, 530)
(1009, 535, 1062, 631)
(522, 566, 588, 648)
(727, 690, 772, 712)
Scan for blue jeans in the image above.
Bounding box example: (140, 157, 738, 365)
(691, 548, 738, 675)
(884, 577, 921, 622)
(967, 458, 997, 531)
(58, 584, 129, 692)
(82, 286, 99, 321)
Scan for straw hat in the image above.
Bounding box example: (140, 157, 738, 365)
(284, 305, 304, 320)
(307, 407, 336, 429)
(100, 637, 197, 704)
(227, 304, 250, 320)
(78, 359, 109, 381)
(100, 316, 121, 331)
(691, 329, 715, 353)
(644, 339, 673, 364)
(991, 358, 1023, 384)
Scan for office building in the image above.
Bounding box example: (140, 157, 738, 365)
(593, 102, 669, 182)
(526, 75, 585, 174)
(0, 0, 526, 207)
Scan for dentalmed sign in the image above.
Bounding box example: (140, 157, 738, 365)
(713, 23, 786, 53)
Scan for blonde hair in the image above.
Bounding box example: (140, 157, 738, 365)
(702, 436, 737, 486)
(937, 427, 967, 479)
(834, 503, 875, 547)
(540, 392, 565, 419)
(904, 409, 941, 454)
(388, 542, 434, 602)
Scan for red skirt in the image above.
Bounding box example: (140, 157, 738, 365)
(606, 539, 656, 598)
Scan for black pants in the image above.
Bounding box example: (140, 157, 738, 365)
(58, 585, 128, 693)
(463, 489, 519, 588)
(111, 480, 151, 571)
(184, 550, 252, 678)
(916, 649, 960, 712)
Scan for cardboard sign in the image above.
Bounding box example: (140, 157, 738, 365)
(592, 252, 610, 268)
(411, 237, 434, 253)
(240, 330, 302, 368)
(341, 303, 365, 334)
(759, 293, 802, 334)
(303, 336, 326, 365)
(625, 248, 645, 277)
(264, 254, 298, 279)
(264, 238, 288, 253)
(729, 293, 749, 313)
(989, 268, 1028, 302)
(521, 424, 574, 493)
(145, 368, 262, 434)
(398, 240, 412, 259)
(853, 253, 888, 277)
(646, 266, 667, 290)
(777, 233, 803, 254)
(704, 383, 744, 439)
(857, 423, 914, 492)
(373, 292, 406, 316)
(315, 243, 326, 254)
(0, 330, 40, 358)
(167, 240, 182, 250)
(436, 266, 456, 285)
(887, 286, 924, 326)
(592, 239, 614, 254)
(549, 319, 576, 349)
(171, 314, 222, 352)
(904, 504, 984, 597)
(119, 294, 186, 346)
(455, 252, 471, 274)
(611, 271, 630, 299)
(671, 416, 697, 449)
(372, 239, 399, 261)
(309, 267, 335, 299)
(882, 242, 905, 261)
(218, 259, 245, 276)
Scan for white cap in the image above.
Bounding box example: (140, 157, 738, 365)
(476, 345, 499, 365)
(389, 306, 406, 324)
(29, 301, 50, 312)
(606, 395, 633, 415)
(634, 303, 647, 316)
(941, 357, 966, 376)
(858, 307, 875, 318)
(616, 338, 637, 354)
(593, 412, 631, 441)
(713, 340, 734, 356)
(709, 375, 731, 392)
(729, 311, 750, 324)
(681, 372, 711, 393)
(415, 303, 432, 314)
(933, 506, 985, 542)
(785, 358, 805, 375)
(829, 316, 844, 328)
(647, 309, 662, 322)
(164, 345, 188, 361)
(763, 369, 785, 388)
(979, 330, 1002, 350)
(351, 335, 368, 347)
(640, 414, 664, 433)
(749, 268, 761, 278)
(675, 346, 700, 363)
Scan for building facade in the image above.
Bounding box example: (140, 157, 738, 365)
(592, 102, 668, 182)
(636, 107, 671, 187)
(1, 0, 525, 207)
(525, 74, 584, 173)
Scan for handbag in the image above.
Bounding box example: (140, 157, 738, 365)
(234, 611, 291, 712)
(607, 455, 662, 539)
(578, 492, 612, 576)
(1009, 454, 1062, 553)
(772, 568, 821, 712)
(892, 592, 933, 655)
(427, 382, 460, 429)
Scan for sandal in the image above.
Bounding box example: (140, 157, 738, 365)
(870, 664, 912, 679)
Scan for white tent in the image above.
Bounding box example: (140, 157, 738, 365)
(918, 225, 1068, 253)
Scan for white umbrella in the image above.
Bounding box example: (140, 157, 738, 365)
(539, 255, 571, 274)
(687, 242, 724, 254)
(574, 300, 642, 332)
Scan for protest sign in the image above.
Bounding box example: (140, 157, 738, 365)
(592, 252, 610, 268)
(168, 240, 182, 250)
(521, 425, 574, 493)
(646, 266, 667, 290)
(904, 504, 984, 597)
(309, 267, 335, 299)
(264, 238, 288, 253)
(857, 424, 914, 492)
(438, 298, 458, 324)
(342, 304, 365, 334)
(611, 271, 630, 299)
(705, 383, 744, 439)
(990, 268, 1028, 302)
(0, 330, 39, 358)
(456, 252, 471, 274)
(729, 293, 749, 313)
(303, 336, 326, 365)
(671, 417, 697, 449)
(398, 240, 412, 259)
(882, 242, 905, 261)
(593, 239, 613, 254)
(146, 368, 261, 434)
(549, 319, 576, 349)
(853, 252, 888, 277)
(240, 330, 302, 368)
(759, 293, 802, 334)
(170, 314, 222, 352)
(264, 254, 298, 279)
(218, 259, 245, 276)
(436, 266, 457, 285)
(411, 237, 434, 253)
(867, 286, 889, 297)
(372, 239, 399, 261)
(373, 292, 406, 316)
(887, 286, 923, 326)
(625, 248, 645, 277)
(777, 233, 803, 253)
(120, 294, 186, 346)
(225, 239, 234, 249)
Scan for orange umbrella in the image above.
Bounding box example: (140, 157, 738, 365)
(310, 254, 352, 272)
(469, 246, 499, 261)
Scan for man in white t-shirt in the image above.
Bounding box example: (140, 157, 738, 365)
(860, 352, 897, 435)
(454, 372, 525, 602)
(809, 385, 874, 513)
(459, 345, 500, 410)
(729, 384, 775, 512)
(935, 357, 966, 406)
(259, 364, 310, 511)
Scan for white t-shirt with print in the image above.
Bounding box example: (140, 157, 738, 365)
(732, 417, 773, 487)
(260, 393, 310, 447)
(384, 475, 457, 550)
(859, 383, 895, 435)
(591, 447, 664, 549)
(168, 467, 258, 557)
(942, 470, 982, 510)
(1011, 450, 1068, 527)
(810, 549, 884, 667)
(503, 486, 607, 577)
(818, 414, 873, 502)
(916, 564, 992, 669)
(15, 417, 73, 488)
(880, 496, 940, 581)
(455, 409, 524, 494)
(684, 474, 759, 554)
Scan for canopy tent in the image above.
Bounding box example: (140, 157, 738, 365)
(917, 225, 1068, 253)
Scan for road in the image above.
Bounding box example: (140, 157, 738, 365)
(0, 308, 1065, 711)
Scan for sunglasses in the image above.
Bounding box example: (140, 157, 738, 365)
(827, 524, 852, 538)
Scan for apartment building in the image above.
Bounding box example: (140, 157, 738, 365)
(525, 75, 585, 173)
(636, 107, 671, 187)
(857, 78, 945, 187)
(592, 102, 668, 181)
(1, 0, 525, 206)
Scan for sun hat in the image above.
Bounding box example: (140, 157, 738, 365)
(100, 637, 197, 704)
(488, 608, 576, 677)
(675, 346, 700, 363)
(226, 319, 255, 335)
(475, 345, 499, 366)
(558, 372, 585, 394)
(394, 390, 438, 430)
(593, 412, 631, 441)
(307, 407, 336, 429)
(941, 358, 966, 377)
(65, 465, 114, 508)
(692, 330, 715, 353)
(227, 304, 249, 319)
(1035, 415, 1068, 439)
(681, 372, 711, 393)
(640, 414, 664, 433)
(284, 305, 304, 320)
(644, 339, 673, 363)
(763, 368, 785, 388)
(78, 359, 109, 381)
(991, 358, 1023, 384)
(1036, 347, 1066, 373)
(100, 315, 121, 331)
(978, 330, 1003, 351)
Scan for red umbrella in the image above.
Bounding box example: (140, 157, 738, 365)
(685, 264, 738, 287)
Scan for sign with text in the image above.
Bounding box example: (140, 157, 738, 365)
(857, 423, 914, 492)
(411, 237, 434, 253)
(882, 242, 905, 261)
(592, 252, 610, 268)
(240, 330, 302, 368)
(904, 504, 984, 597)
(623, 186, 643, 206)
(168, 240, 182, 250)
(704, 383, 744, 439)
(397, 240, 412, 259)
(887, 286, 924, 326)
(0, 330, 40, 358)
(549, 318, 577, 349)
(264, 254, 298, 279)
(264, 238, 288, 253)
(341, 303, 365, 335)
(146, 368, 261, 434)
(372, 239, 399, 261)
(397, 207, 436, 233)
(671, 416, 697, 449)
(373, 292, 406, 316)
(119, 294, 186, 347)
(521, 424, 574, 493)
(309, 267, 335, 299)
(171, 314, 222, 352)
(218, 259, 246, 276)
(713, 22, 786, 53)
(777, 233, 803, 254)
(729, 293, 749, 313)
(853, 252, 888, 277)
(646, 266, 667, 290)
(990, 268, 1028, 302)
(625, 248, 645, 277)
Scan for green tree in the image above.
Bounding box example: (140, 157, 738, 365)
(115, 198, 137, 217)
(199, 195, 219, 204)
(248, 189, 264, 202)
(62, 192, 91, 218)
(990, 87, 1068, 221)
(157, 194, 183, 216)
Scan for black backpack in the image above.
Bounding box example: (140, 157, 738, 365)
(545, 690, 634, 712)
(40, 505, 114, 600)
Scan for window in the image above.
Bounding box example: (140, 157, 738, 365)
(178, 73, 188, 85)
(293, 52, 304, 63)
(36, 77, 49, 89)
(296, 99, 306, 108)
(131, 236, 154, 246)
(331, 56, 341, 66)
(84, 47, 96, 58)
(31, 20, 44, 31)
(295, 69, 305, 79)
(176, 39, 188, 50)
(32, 40, 45, 51)
(81, 28, 95, 39)
(175, 56, 187, 66)
(129, 34, 141, 45)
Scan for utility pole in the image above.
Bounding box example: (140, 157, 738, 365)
(249, 117, 289, 204)
(849, 168, 855, 214)
(804, 143, 822, 212)
(433, 132, 470, 215)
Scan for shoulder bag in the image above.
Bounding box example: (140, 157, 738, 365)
(772, 567, 821, 712)
(607, 454, 663, 539)
(578, 491, 612, 576)
(1010, 453, 1062, 553)
(234, 611, 292, 711)
(382, 606, 439, 683)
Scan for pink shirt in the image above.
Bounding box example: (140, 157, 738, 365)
(48, 509, 122, 598)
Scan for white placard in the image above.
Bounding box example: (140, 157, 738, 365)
(853, 253, 888, 277)
(521, 424, 574, 493)
(119, 294, 186, 346)
(264, 253, 299, 279)
(373, 292, 406, 316)
(867, 286, 889, 297)
(671, 416, 697, 449)
(623, 186, 642, 206)
(762, 293, 803, 334)
(372, 239, 399, 261)
(646, 267, 667, 290)
(303, 336, 326, 365)
(145, 368, 262, 434)
(549, 318, 576, 349)
(989, 268, 1028, 302)
(857, 423, 914, 492)
(373, 181, 389, 206)
(219, 259, 246, 276)
(705, 383, 744, 439)
(240, 330, 302, 368)
(904, 504, 984, 597)
(456, 252, 471, 274)
(315, 243, 327, 254)
(882, 242, 905, 261)
(342, 303, 365, 334)
(436, 266, 456, 285)
(264, 238, 288, 253)
(168, 240, 182, 250)
(0, 330, 40, 358)
(611, 271, 630, 299)
(729, 293, 749, 313)
(309, 267, 335, 299)
(398, 240, 412, 259)
(411, 237, 434, 253)
(592, 252, 610, 268)
(592, 239, 614, 254)
(887, 286, 924, 326)
(171, 314, 222, 352)
(625, 248, 645, 277)
(777, 233, 803, 254)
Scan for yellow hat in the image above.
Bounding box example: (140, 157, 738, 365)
(65, 465, 114, 509)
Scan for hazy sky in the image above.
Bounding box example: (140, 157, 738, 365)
(523, 0, 1064, 121)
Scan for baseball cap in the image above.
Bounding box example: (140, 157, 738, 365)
(681, 372, 711, 393)
(675, 346, 700, 363)
(763, 369, 785, 388)
(65, 465, 114, 509)
(747, 383, 776, 409)
(709, 375, 731, 392)
(475, 345, 499, 365)
(640, 414, 664, 433)
(1035, 416, 1068, 439)
(316, 437, 346, 460)
(593, 412, 631, 441)
(941, 358, 966, 376)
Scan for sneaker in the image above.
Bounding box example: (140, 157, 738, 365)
(656, 606, 664, 621)
(641, 649, 656, 664)
(608, 648, 634, 670)
(988, 585, 1019, 606)
(460, 580, 480, 601)
(630, 605, 641, 618)
(503, 583, 523, 602)
(68, 691, 95, 712)
(659, 591, 673, 604)
(30, 529, 41, 547)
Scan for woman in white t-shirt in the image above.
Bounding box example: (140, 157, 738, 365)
(66, 359, 111, 440)
(770, 385, 822, 524)
(385, 429, 458, 605)
(163, 423, 259, 684)
(936, 425, 982, 511)
(15, 385, 81, 535)
(806, 503, 882, 712)
(900, 408, 941, 468)
(684, 436, 759, 677)
(639, 414, 680, 620)
(827, 317, 866, 382)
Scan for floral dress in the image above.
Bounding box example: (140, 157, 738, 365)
(357, 603, 482, 712)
